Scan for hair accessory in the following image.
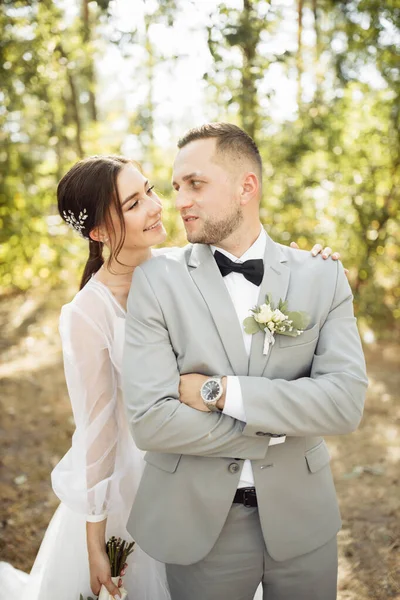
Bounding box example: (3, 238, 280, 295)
(63, 208, 89, 238)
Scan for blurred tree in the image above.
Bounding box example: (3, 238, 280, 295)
(207, 0, 276, 142)
(264, 0, 400, 329)
(204, 0, 399, 330)
(0, 0, 398, 335)
(328, 0, 400, 324)
(297, 0, 304, 108)
(81, 0, 98, 122)
(0, 0, 104, 290)
(127, 0, 179, 165)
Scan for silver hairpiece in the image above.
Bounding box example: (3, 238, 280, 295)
(63, 209, 89, 238)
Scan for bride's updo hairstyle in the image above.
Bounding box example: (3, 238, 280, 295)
(57, 155, 138, 290)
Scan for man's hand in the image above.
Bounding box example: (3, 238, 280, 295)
(179, 374, 228, 411)
(179, 373, 210, 411)
(179, 373, 226, 412)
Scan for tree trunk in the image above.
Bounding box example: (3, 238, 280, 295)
(313, 0, 322, 101)
(67, 71, 84, 157)
(57, 41, 84, 157)
(82, 0, 97, 122)
(145, 15, 155, 148)
(240, 0, 259, 141)
(297, 0, 304, 109)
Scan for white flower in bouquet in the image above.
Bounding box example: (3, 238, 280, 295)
(254, 303, 273, 323)
(271, 309, 286, 323)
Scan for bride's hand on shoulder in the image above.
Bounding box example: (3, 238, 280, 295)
(290, 241, 349, 275)
(88, 546, 122, 599)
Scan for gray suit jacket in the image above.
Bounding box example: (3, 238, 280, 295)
(122, 231, 368, 565)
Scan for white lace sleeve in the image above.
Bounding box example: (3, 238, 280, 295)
(51, 302, 137, 521)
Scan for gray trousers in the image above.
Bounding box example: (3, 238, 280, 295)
(166, 504, 338, 600)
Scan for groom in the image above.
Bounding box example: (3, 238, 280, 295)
(122, 123, 368, 599)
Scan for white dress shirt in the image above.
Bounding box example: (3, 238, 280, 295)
(211, 227, 266, 488)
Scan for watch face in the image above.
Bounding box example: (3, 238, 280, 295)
(203, 380, 220, 401)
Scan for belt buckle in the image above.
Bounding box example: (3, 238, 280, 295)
(243, 488, 254, 508)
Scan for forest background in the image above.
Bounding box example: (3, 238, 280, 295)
(0, 1, 399, 599)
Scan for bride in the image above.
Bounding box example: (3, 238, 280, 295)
(0, 155, 341, 600)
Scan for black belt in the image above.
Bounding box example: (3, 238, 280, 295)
(233, 487, 258, 508)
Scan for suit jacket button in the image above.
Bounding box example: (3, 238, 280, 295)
(256, 431, 267, 436)
(228, 462, 240, 474)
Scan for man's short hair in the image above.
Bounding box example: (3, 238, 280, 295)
(177, 122, 262, 181)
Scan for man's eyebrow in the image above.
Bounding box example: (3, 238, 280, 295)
(172, 172, 204, 186)
(122, 180, 149, 205)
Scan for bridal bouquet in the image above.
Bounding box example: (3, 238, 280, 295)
(80, 536, 135, 600)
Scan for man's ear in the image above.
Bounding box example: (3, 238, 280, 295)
(240, 172, 259, 206)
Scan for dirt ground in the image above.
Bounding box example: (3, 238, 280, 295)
(0, 289, 399, 599)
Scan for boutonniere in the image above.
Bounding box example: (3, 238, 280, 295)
(243, 294, 311, 356)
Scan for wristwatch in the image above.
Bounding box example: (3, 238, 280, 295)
(200, 376, 223, 412)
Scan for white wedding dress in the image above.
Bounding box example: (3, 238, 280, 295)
(0, 260, 262, 600)
(0, 273, 170, 600)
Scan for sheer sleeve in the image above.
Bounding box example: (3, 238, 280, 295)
(51, 301, 138, 521)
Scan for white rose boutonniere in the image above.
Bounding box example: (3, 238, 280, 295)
(243, 294, 311, 356)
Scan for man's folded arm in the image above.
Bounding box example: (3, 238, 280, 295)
(122, 266, 268, 460)
(237, 263, 368, 438)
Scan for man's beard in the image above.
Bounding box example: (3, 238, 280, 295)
(186, 205, 243, 245)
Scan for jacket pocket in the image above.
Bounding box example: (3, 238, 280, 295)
(279, 323, 319, 348)
(305, 441, 331, 473)
(144, 451, 182, 473)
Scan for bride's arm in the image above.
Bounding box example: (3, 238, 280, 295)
(52, 303, 132, 598)
(86, 520, 122, 599)
(52, 304, 121, 516)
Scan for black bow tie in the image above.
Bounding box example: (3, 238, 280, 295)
(214, 250, 264, 286)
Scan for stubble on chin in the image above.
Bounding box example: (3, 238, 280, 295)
(187, 208, 243, 245)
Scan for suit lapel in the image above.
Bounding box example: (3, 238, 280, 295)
(189, 244, 249, 376)
(248, 233, 290, 377)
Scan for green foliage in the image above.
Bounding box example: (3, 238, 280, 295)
(1, 0, 399, 336)
(243, 316, 262, 335)
(285, 312, 311, 334)
(0, 0, 102, 290)
(260, 1, 400, 332)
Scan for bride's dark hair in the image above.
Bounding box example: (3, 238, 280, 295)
(57, 155, 139, 289)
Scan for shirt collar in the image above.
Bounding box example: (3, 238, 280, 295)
(211, 226, 266, 263)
